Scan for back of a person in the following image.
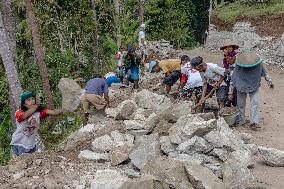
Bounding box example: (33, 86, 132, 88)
(159, 59, 181, 73)
(85, 78, 107, 96)
(202, 63, 226, 86)
(182, 63, 203, 88)
(138, 30, 145, 47)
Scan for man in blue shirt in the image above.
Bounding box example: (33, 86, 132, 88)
(81, 74, 109, 125)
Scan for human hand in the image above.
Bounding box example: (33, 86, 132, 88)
(212, 82, 220, 89)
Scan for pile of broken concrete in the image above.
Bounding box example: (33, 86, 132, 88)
(74, 89, 284, 189)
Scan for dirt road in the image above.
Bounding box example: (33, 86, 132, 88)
(181, 48, 284, 189)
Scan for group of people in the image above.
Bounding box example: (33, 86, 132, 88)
(9, 23, 273, 159)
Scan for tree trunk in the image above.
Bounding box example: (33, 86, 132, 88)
(89, 0, 100, 74)
(139, 0, 145, 23)
(209, 0, 213, 25)
(0, 12, 22, 125)
(25, 0, 54, 109)
(114, 0, 121, 49)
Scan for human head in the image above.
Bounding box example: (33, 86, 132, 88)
(181, 55, 190, 65)
(21, 91, 36, 110)
(190, 56, 206, 72)
(220, 40, 239, 54)
(149, 60, 160, 73)
(127, 44, 136, 56)
(93, 74, 102, 79)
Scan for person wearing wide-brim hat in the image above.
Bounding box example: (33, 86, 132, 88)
(220, 40, 239, 69)
(232, 51, 273, 130)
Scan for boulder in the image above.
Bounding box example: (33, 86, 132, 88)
(258, 146, 284, 167)
(170, 118, 217, 145)
(129, 141, 161, 169)
(185, 162, 225, 189)
(79, 124, 96, 133)
(58, 78, 84, 112)
(222, 159, 256, 189)
(111, 130, 126, 146)
(159, 136, 177, 155)
(119, 175, 167, 189)
(275, 33, 284, 57)
(230, 150, 254, 168)
(92, 135, 114, 152)
(78, 150, 109, 162)
(177, 136, 213, 154)
(123, 168, 141, 178)
(91, 170, 128, 189)
(141, 156, 194, 189)
(111, 144, 130, 166)
(134, 89, 172, 112)
(203, 163, 223, 179)
(124, 120, 145, 130)
(116, 100, 137, 120)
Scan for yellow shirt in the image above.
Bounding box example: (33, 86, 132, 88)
(159, 59, 181, 73)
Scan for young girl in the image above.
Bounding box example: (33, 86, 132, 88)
(10, 91, 63, 158)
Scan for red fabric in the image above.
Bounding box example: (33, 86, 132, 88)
(181, 73, 187, 83)
(40, 109, 47, 119)
(15, 110, 24, 123)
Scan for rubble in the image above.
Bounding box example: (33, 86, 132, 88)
(258, 146, 284, 167)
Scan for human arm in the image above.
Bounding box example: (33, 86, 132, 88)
(46, 109, 63, 116)
(211, 65, 228, 88)
(21, 105, 38, 120)
(261, 65, 273, 88)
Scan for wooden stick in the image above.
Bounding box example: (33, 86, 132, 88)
(192, 88, 216, 110)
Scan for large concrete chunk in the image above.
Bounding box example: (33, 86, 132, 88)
(159, 136, 177, 155)
(78, 150, 109, 162)
(177, 136, 213, 154)
(134, 89, 172, 111)
(222, 160, 256, 189)
(92, 135, 114, 152)
(119, 175, 167, 189)
(258, 146, 284, 167)
(116, 100, 137, 120)
(185, 162, 225, 189)
(124, 120, 145, 130)
(91, 170, 128, 189)
(141, 156, 194, 189)
(111, 144, 130, 166)
(58, 78, 84, 112)
(129, 141, 161, 169)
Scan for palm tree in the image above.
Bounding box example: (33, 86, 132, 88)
(25, 0, 54, 109)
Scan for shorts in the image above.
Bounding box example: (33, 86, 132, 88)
(180, 85, 202, 99)
(163, 70, 181, 86)
(81, 94, 107, 113)
(216, 85, 228, 101)
(10, 145, 36, 158)
(130, 64, 139, 81)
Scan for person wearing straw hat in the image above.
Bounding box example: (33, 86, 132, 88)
(220, 39, 239, 107)
(232, 51, 273, 130)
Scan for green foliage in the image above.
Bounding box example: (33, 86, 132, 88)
(215, 0, 284, 22)
(0, 115, 12, 165)
(38, 113, 82, 150)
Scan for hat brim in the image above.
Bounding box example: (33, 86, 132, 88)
(236, 53, 262, 67)
(220, 44, 239, 50)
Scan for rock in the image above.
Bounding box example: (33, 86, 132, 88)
(258, 146, 284, 167)
(111, 145, 130, 166)
(119, 175, 166, 189)
(127, 129, 149, 137)
(123, 168, 141, 178)
(92, 135, 114, 152)
(222, 159, 256, 189)
(159, 136, 177, 155)
(111, 130, 126, 146)
(91, 170, 128, 189)
(209, 148, 231, 162)
(185, 162, 225, 189)
(63, 131, 91, 151)
(169, 115, 206, 144)
(58, 78, 84, 112)
(244, 144, 258, 155)
(134, 89, 172, 112)
(124, 120, 145, 130)
(144, 113, 160, 132)
(239, 133, 252, 144)
(175, 153, 219, 165)
(170, 101, 193, 118)
(116, 100, 137, 120)
(78, 150, 109, 162)
(230, 150, 254, 168)
(79, 124, 96, 133)
(141, 156, 194, 189)
(129, 141, 161, 169)
(177, 136, 213, 154)
(275, 33, 284, 57)
(203, 163, 223, 179)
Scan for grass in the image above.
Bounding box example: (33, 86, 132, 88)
(215, 0, 284, 23)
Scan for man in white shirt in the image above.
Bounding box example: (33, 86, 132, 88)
(138, 23, 147, 64)
(191, 56, 228, 109)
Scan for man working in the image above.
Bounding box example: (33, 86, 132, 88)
(138, 23, 147, 64)
(123, 44, 141, 90)
(149, 58, 182, 94)
(81, 74, 109, 125)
